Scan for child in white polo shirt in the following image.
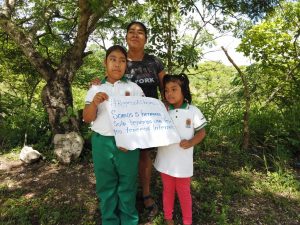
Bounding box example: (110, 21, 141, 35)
(154, 74, 207, 225)
(83, 45, 144, 225)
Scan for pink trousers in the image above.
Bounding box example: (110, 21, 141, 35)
(160, 173, 192, 225)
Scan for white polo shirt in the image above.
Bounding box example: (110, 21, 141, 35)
(85, 78, 144, 136)
(154, 102, 207, 177)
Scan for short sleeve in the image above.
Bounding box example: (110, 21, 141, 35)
(129, 81, 145, 97)
(153, 56, 164, 74)
(137, 85, 145, 97)
(193, 106, 207, 131)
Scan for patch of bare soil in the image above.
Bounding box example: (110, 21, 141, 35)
(0, 158, 154, 225)
(0, 157, 100, 223)
(0, 159, 96, 196)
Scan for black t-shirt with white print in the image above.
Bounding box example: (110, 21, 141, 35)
(125, 53, 164, 99)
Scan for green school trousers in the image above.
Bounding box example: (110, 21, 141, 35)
(92, 132, 140, 225)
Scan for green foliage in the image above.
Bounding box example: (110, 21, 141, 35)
(0, 89, 52, 151)
(0, 38, 51, 151)
(189, 62, 244, 151)
(144, 1, 217, 73)
(238, 1, 300, 105)
(204, 0, 284, 21)
(233, 2, 300, 163)
(0, 187, 96, 225)
(74, 45, 106, 88)
(72, 86, 93, 162)
(90, 1, 218, 74)
(248, 103, 300, 172)
(189, 59, 299, 175)
(12, 0, 79, 64)
(264, 171, 300, 193)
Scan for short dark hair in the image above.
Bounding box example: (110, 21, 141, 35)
(163, 73, 192, 103)
(106, 45, 127, 60)
(126, 21, 148, 39)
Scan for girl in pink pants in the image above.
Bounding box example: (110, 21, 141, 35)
(154, 74, 207, 225)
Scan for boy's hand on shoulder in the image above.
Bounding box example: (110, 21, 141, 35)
(118, 147, 128, 153)
(92, 92, 109, 106)
(179, 139, 193, 149)
(89, 77, 101, 87)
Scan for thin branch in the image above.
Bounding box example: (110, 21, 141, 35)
(222, 46, 250, 150)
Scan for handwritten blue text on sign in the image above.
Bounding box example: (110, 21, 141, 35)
(105, 96, 180, 150)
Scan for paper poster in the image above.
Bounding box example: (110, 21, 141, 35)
(105, 96, 180, 150)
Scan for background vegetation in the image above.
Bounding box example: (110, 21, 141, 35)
(0, 0, 299, 224)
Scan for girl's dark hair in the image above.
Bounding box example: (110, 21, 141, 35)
(126, 21, 148, 39)
(163, 73, 192, 103)
(106, 45, 127, 60)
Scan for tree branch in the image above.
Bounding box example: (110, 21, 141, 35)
(222, 46, 250, 150)
(0, 13, 55, 81)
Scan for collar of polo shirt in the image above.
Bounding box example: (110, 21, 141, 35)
(169, 101, 188, 110)
(101, 76, 128, 84)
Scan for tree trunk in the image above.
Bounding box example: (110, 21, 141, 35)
(41, 76, 79, 134)
(222, 46, 250, 150)
(167, 6, 172, 73)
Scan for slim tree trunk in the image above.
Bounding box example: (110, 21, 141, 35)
(222, 46, 250, 150)
(167, 6, 172, 73)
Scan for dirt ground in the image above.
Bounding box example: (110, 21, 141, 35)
(1, 155, 300, 225)
(0, 157, 155, 225)
(0, 159, 96, 197)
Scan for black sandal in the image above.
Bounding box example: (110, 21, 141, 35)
(143, 195, 158, 220)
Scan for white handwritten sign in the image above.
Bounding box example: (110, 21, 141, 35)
(105, 96, 180, 150)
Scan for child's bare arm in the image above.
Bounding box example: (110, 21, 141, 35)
(179, 128, 206, 149)
(83, 103, 97, 123)
(83, 92, 108, 123)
